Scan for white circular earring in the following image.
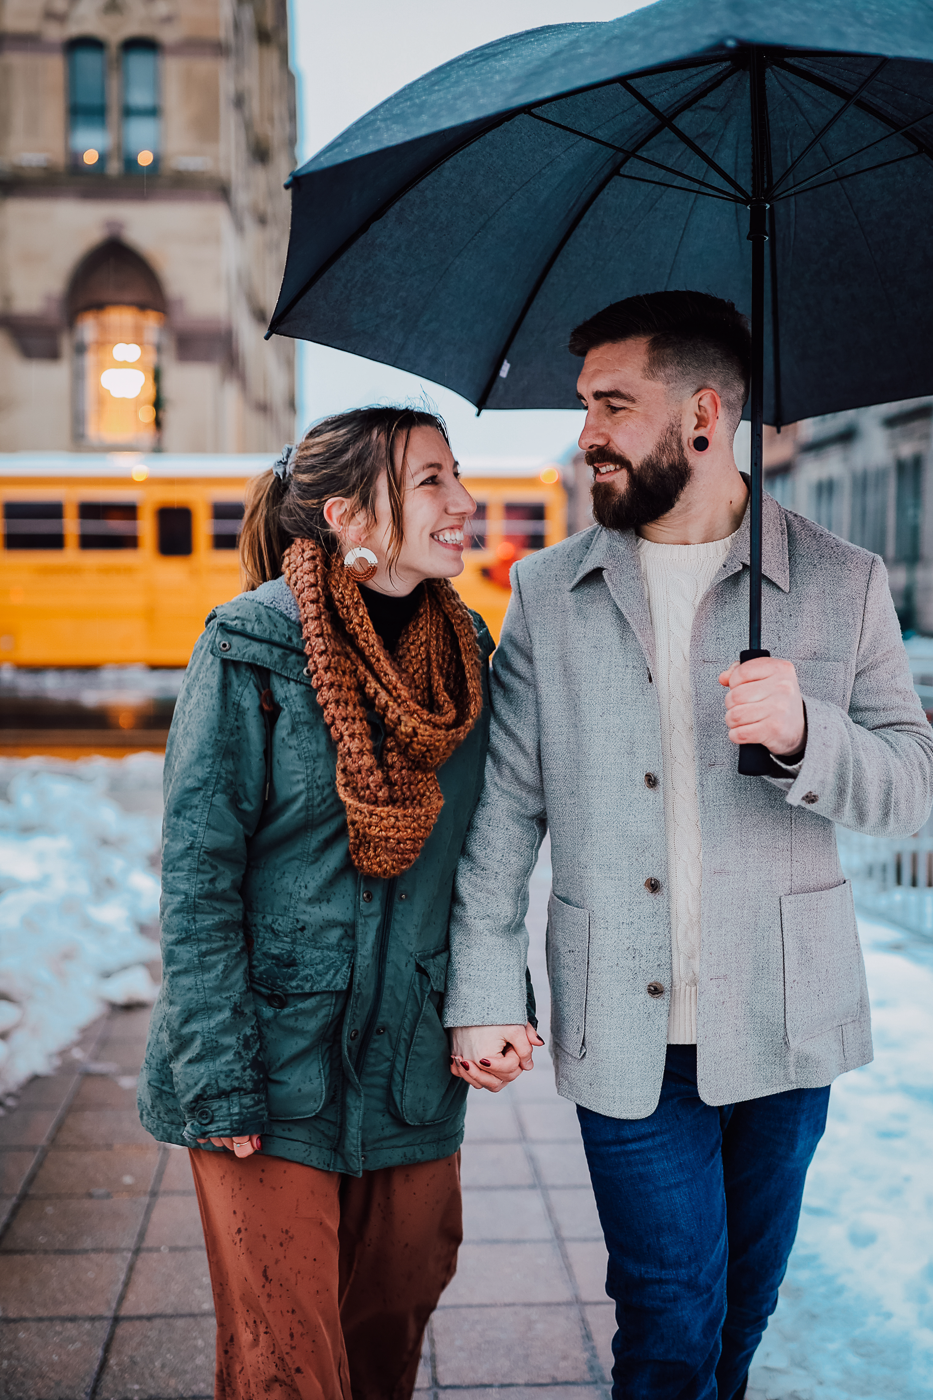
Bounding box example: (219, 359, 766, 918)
(343, 546, 378, 583)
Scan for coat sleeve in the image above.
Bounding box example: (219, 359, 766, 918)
(767, 554, 933, 836)
(158, 622, 268, 1140)
(444, 569, 547, 1029)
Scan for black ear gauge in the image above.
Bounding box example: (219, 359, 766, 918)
(692, 435, 710, 452)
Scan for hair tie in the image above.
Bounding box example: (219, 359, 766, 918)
(272, 443, 298, 481)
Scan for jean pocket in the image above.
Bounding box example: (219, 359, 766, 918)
(389, 948, 468, 1127)
(779, 880, 863, 1046)
(546, 893, 590, 1060)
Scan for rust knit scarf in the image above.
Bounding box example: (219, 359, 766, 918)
(283, 538, 484, 878)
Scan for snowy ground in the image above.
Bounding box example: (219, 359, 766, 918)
(0, 755, 162, 1100)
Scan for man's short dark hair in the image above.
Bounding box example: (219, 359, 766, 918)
(569, 291, 751, 434)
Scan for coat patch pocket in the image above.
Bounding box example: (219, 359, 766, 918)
(779, 880, 863, 1046)
(389, 948, 468, 1127)
(251, 951, 353, 1121)
(546, 893, 590, 1060)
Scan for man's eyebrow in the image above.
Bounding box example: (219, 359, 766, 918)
(582, 387, 639, 404)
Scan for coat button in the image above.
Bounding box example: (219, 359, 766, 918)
(362, 890, 373, 902)
(375, 1026, 386, 1035)
(646, 982, 665, 998)
(267, 992, 286, 1009)
(218, 639, 231, 652)
(196, 1107, 213, 1124)
(644, 877, 661, 894)
(644, 772, 658, 789)
(802, 792, 819, 805)
(398, 892, 407, 901)
(349, 1029, 359, 1040)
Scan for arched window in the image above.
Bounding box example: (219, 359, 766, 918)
(122, 41, 160, 173)
(67, 38, 108, 171)
(68, 241, 166, 448)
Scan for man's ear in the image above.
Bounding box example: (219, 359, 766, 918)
(693, 388, 721, 438)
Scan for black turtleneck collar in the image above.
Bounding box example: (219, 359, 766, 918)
(359, 583, 424, 653)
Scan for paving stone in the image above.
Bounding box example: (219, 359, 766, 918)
(415, 1343, 431, 1390)
(29, 1146, 160, 1198)
(0, 1250, 129, 1318)
(460, 1142, 535, 1189)
(508, 1063, 561, 1103)
(0, 1110, 58, 1150)
(0, 1149, 37, 1196)
(462, 1092, 521, 1143)
(120, 1247, 214, 1316)
(143, 1192, 204, 1247)
(461, 1186, 552, 1242)
(0, 1196, 14, 1232)
(10, 1074, 79, 1111)
(546, 1187, 604, 1241)
(440, 1241, 574, 1306)
(516, 1097, 582, 1142)
(71, 1074, 141, 1108)
(1, 1195, 147, 1251)
(0, 1318, 109, 1400)
(564, 1239, 610, 1303)
(433, 1303, 592, 1385)
(159, 1147, 196, 1193)
(528, 1141, 592, 1188)
(583, 1302, 616, 1381)
(97, 1007, 155, 1048)
(55, 1109, 153, 1148)
(97, 1315, 215, 1398)
(441, 1389, 605, 1400)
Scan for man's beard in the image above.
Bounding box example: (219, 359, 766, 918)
(589, 419, 692, 532)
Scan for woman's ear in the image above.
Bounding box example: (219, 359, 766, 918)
(322, 496, 367, 547)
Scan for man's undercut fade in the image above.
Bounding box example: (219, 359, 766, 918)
(569, 291, 751, 436)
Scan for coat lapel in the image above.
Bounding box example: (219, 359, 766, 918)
(570, 526, 657, 671)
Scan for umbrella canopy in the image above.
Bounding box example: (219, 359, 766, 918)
(268, 0, 933, 772)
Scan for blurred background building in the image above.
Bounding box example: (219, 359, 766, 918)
(0, 0, 296, 454)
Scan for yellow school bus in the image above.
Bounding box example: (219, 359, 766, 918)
(0, 452, 566, 670)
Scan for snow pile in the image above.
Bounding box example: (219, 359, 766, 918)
(749, 917, 933, 1400)
(0, 755, 162, 1098)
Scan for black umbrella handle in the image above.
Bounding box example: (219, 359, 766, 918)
(736, 648, 772, 776)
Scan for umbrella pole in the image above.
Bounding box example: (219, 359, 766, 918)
(738, 53, 772, 778)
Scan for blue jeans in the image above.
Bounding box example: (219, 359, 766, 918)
(576, 1046, 830, 1400)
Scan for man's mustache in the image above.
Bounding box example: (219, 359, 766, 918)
(585, 449, 633, 474)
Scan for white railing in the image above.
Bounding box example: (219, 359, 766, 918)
(837, 825, 933, 936)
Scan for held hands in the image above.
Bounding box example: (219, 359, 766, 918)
(449, 1022, 545, 1092)
(719, 656, 806, 758)
(196, 1134, 262, 1157)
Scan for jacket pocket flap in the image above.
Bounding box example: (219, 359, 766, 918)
(416, 947, 449, 993)
(779, 880, 862, 1046)
(250, 945, 354, 995)
(546, 894, 590, 1060)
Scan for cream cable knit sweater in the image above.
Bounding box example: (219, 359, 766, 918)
(636, 530, 737, 1044)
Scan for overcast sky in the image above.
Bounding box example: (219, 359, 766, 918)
(286, 0, 650, 461)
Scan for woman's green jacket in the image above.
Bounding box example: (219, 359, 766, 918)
(138, 576, 497, 1176)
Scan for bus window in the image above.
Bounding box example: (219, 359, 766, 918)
(79, 503, 138, 550)
(212, 502, 243, 550)
(3, 502, 64, 550)
(158, 506, 192, 556)
(468, 502, 487, 549)
(504, 502, 546, 550)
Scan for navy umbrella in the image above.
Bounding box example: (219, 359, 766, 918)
(268, 0, 933, 773)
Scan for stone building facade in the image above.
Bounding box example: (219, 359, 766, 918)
(0, 0, 295, 453)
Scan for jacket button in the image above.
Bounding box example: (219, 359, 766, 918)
(644, 772, 658, 789)
(398, 892, 407, 901)
(645, 877, 661, 894)
(218, 639, 231, 652)
(802, 792, 819, 805)
(375, 1026, 386, 1035)
(362, 890, 373, 903)
(267, 992, 286, 1009)
(196, 1107, 213, 1125)
(349, 1029, 359, 1040)
(647, 982, 665, 998)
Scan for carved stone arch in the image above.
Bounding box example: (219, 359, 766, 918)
(67, 239, 166, 320)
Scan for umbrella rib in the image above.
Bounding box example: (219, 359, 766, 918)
(617, 77, 750, 199)
(473, 64, 743, 413)
(527, 111, 742, 201)
(770, 101, 933, 200)
(768, 58, 888, 197)
(774, 58, 933, 166)
(772, 148, 922, 202)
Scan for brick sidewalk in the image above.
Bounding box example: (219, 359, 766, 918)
(0, 849, 619, 1400)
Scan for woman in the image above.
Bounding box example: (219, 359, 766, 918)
(139, 406, 539, 1400)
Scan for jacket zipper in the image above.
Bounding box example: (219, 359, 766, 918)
(355, 875, 397, 1074)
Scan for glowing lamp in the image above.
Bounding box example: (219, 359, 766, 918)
(83, 148, 99, 165)
(132, 464, 150, 480)
(137, 406, 156, 426)
(540, 466, 559, 484)
(137, 150, 154, 167)
(101, 367, 146, 399)
(113, 343, 142, 363)
(497, 541, 517, 562)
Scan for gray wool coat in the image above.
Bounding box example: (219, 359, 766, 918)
(443, 492, 933, 1117)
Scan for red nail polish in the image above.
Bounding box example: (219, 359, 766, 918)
(460, 1060, 470, 1070)
(479, 1059, 492, 1066)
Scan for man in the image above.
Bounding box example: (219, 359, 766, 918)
(443, 291, 933, 1400)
